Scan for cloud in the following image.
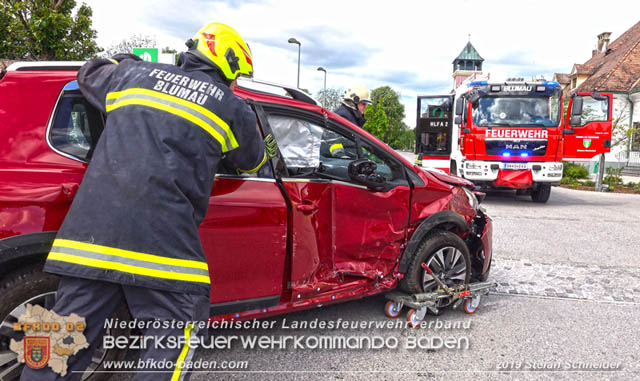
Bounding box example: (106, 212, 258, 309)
(371, 70, 451, 93)
(248, 26, 377, 70)
(82, 0, 640, 127)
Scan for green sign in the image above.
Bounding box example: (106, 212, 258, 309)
(133, 48, 158, 62)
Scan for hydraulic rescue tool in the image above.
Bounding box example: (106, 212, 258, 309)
(384, 263, 497, 327)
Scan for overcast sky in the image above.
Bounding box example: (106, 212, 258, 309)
(82, 0, 639, 126)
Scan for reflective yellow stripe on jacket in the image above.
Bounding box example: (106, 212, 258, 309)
(237, 151, 268, 174)
(47, 239, 210, 285)
(105, 88, 239, 152)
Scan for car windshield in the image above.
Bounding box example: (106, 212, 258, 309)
(472, 96, 560, 127)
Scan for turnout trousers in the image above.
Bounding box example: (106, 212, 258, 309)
(21, 276, 209, 381)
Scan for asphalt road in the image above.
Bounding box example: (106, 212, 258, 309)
(114, 179, 640, 381)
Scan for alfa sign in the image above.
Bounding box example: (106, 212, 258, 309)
(133, 48, 158, 62)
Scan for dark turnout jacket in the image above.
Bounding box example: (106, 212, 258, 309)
(335, 103, 365, 127)
(44, 53, 266, 295)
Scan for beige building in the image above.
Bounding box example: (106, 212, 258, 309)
(556, 21, 640, 173)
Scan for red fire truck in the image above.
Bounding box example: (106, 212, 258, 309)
(415, 79, 613, 202)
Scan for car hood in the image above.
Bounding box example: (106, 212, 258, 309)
(419, 167, 475, 189)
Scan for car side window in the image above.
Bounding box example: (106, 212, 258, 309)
(268, 114, 356, 181)
(50, 93, 104, 162)
(360, 142, 405, 183)
(268, 113, 405, 184)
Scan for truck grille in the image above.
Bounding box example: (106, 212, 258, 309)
(485, 140, 547, 156)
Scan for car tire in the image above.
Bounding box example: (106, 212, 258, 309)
(400, 230, 471, 307)
(531, 183, 551, 203)
(0, 265, 129, 381)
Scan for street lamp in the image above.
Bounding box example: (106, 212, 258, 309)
(317, 67, 327, 107)
(288, 37, 301, 88)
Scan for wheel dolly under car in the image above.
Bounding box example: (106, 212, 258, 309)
(384, 263, 498, 327)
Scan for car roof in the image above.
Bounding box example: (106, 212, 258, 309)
(3, 62, 416, 169)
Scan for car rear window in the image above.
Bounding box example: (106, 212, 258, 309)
(49, 90, 104, 162)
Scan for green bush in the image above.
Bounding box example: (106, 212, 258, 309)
(603, 167, 623, 187)
(560, 177, 578, 185)
(626, 181, 636, 187)
(570, 183, 579, 189)
(563, 162, 589, 179)
(583, 180, 595, 186)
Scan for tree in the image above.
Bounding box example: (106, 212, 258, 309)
(316, 87, 344, 111)
(0, 0, 100, 60)
(102, 34, 156, 57)
(363, 103, 388, 139)
(397, 127, 415, 151)
(369, 86, 407, 149)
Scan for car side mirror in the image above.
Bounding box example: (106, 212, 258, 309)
(348, 159, 388, 191)
(454, 116, 462, 125)
(570, 115, 581, 126)
(455, 98, 464, 116)
(571, 97, 583, 116)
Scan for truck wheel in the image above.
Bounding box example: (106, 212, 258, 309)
(400, 231, 471, 308)
(531, 183, 551, 203)
(0, 265, 129, 381)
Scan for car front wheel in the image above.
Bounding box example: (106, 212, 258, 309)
(401, 230, 471, 308)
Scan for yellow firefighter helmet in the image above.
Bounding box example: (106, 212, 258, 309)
(189, 22, 253, 81)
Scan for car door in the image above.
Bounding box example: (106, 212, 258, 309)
(199, 114, 288, 314)
(263, 106, 411, 296)
(563, 93, 613, 159)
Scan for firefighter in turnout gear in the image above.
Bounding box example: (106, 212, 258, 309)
(334, 84, 372, 128)
(22, 23, 267, 381)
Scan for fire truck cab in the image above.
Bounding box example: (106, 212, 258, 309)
(416, 78, 613, 202)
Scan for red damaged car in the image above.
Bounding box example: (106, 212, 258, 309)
(0, 62, 492, 378)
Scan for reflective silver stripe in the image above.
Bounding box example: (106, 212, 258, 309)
(178, 325, 199, 381)
(105, 93, 235, 151)
(50, 246, 210, 277)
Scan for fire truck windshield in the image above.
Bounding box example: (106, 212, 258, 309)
(472, 95, 560, 127)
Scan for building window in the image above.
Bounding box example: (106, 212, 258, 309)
(632, 122, 640, 152)
(571, 78, 577, 89)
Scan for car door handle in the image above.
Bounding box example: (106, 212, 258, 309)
(296, 201, 318, 214)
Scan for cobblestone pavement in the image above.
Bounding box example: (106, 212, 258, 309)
(491, 257, 640, 304)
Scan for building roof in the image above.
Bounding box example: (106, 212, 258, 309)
(553, 73, 570, 85)
(576, 21, 640, 93)
(452, 41, 484, 63)
(571, 64, 595, 76)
